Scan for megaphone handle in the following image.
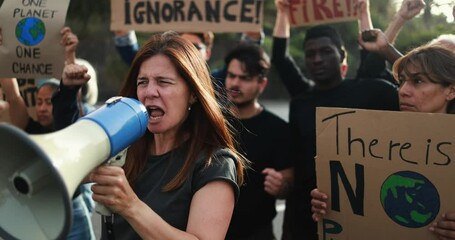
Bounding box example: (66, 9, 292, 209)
(95, 148, 128, 216)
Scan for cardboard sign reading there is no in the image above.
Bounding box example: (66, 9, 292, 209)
(316, 107, 455, 240)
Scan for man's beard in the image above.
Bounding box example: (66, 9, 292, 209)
(233, 98, 255, 109)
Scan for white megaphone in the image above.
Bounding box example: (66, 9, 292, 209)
(0, 96, 148, 240)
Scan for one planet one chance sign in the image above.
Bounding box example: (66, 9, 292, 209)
(0, 0, 70, 79)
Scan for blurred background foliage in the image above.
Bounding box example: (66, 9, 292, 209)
(1, 0, 455, 100)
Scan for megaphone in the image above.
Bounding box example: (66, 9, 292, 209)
(0, 96, 148, 240)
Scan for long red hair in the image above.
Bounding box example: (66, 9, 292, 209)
(119, 31, 246, 190)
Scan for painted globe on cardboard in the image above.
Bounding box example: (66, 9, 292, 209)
(15, 17, 46, 46)
(380, 171, 440, 228)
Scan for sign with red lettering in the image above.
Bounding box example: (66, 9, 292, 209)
(0, 0, 70, 78)
(111, 0, 263, 33)
(289, 0, 357, 27)
(316, 107, 455, 240)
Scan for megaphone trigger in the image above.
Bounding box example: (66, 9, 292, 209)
(94, 148, 129, 216)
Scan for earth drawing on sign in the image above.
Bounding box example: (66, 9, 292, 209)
(380, 171, 440, 228)
(15, 17, 46, 46)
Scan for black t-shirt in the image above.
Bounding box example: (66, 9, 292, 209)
(226, 108, 294, 239)
(272, 36, 400, 239)
(101, 143, 239, 240)
(25, 117, 54, 134)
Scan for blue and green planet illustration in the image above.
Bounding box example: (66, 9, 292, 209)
(15, 17, 46, 46)
(380, 171, 440, 228)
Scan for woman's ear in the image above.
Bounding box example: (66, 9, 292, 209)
(447, 84, 455, 101)
(189, 94, 197, 105)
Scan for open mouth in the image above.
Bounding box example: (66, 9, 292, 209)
(226, 88, 241, 96)
(227, 88, 240, 93)
(147, 106, 165, 120)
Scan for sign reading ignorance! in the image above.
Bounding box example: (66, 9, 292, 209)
(315, 107, 455, 240)
(0, 0, 70, 79)
(111, 0, 264, 33)
(288, 0, 357, 27)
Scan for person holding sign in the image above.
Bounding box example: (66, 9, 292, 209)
(0, 26, 96, 240)
(271, 0, 400, 239)
(113, 30, 214, 64)
(0, 26, 78, 132)
(0, 100, 7, 114)
(54, 31, 247, 240)
(222, 43, 294, 240)
(0, 77, 59, 133)
(311, 44, 455, 239)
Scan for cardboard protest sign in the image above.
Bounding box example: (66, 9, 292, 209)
(0, 78, 38, 122)
(288, 0, 357, 27)
(316, 107, 455, 240)
(0, 0, 70, 79)
(111, 0, 263, 33)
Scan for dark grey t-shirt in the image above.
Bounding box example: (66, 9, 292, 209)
(101, 143, 239, 239)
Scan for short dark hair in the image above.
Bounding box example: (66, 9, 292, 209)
(304, 25, 344, 53)
(185, 32, 214, 49)
(224, 43, 270, 78)
(37, 79, 59, 92)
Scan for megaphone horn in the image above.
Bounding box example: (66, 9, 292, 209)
(0, 97, 148, 240)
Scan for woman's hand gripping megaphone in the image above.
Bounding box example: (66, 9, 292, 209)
(94, 147, 128, 216)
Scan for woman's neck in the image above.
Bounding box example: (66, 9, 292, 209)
(150, 131, 189, 155)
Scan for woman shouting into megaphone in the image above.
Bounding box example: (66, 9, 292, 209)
(54, 31, 248, 240)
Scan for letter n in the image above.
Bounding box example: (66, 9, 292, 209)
(329, 160, 364, 216)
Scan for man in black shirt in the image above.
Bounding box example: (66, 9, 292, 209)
(224, 43, 294, 240)
(272, 1, 399, 239)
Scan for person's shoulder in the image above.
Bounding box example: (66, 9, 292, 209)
(348, 77, 398, 90)
(290, 85, 317, 103)
(212, 148, 236, 162)
(261, 108, 288, 125)
(193, 148, 236, 174)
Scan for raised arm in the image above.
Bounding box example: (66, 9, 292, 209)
(384, 0, 425, 43)
(273, 0, 290, 39)
(0, 100, 7, 114)
(358, 28, 403, 64)
(0, 27, 28, 127)
(0, 78, 29, 129)
(272, 0, 311, 98)
(357, 0, 373, 31)
(52, 64, 91, 130)
(113, 30, 139, 65)
(60, 26, 79, 65)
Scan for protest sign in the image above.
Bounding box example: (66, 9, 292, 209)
(0, 0, 70, 79)
(316, 107, 455, 240)
(111, 0, 263, 33)
(288, 0, 357, 27)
